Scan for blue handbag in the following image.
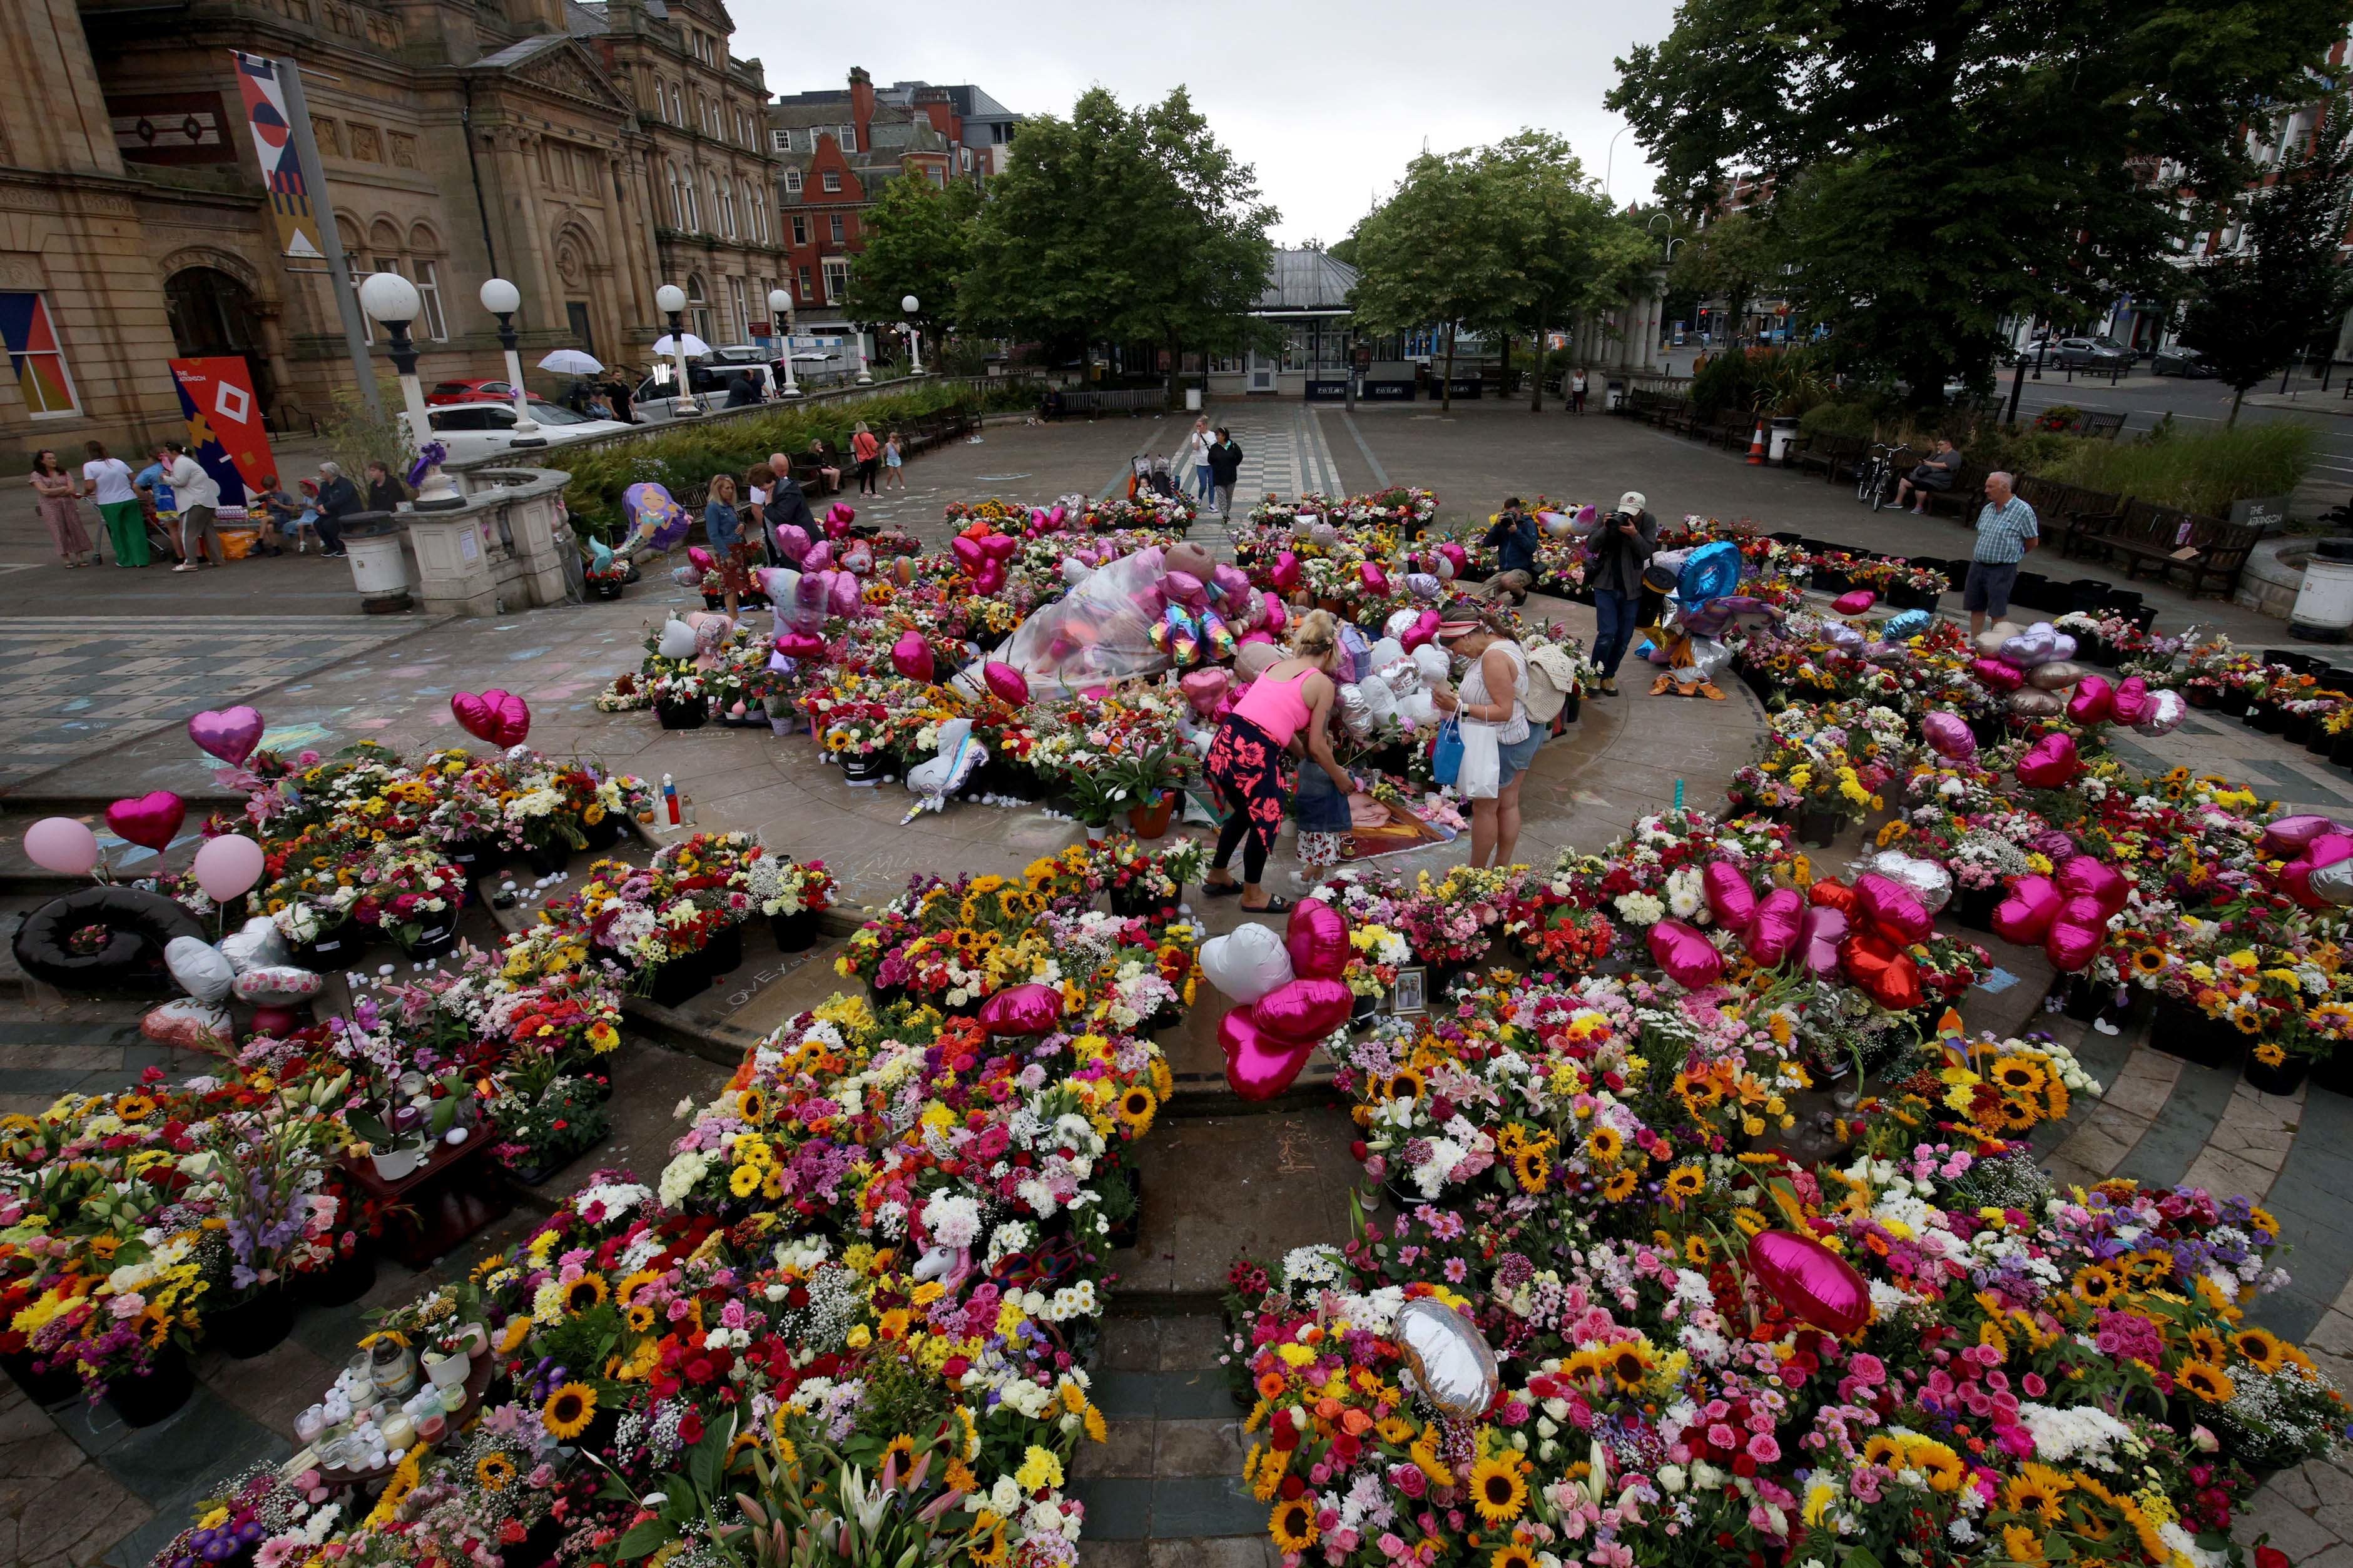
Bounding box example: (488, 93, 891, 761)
(1431, 717, 1464, 787)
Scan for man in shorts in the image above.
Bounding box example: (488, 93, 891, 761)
(1964, 470, 2039, 636)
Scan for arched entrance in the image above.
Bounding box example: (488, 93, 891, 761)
(164, 266, 277, 423)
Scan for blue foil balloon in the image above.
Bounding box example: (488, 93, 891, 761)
(1677, 540, 1742, 606)
(1883, 609, 1932, 640)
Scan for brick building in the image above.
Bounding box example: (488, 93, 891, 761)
(0, 0, 775, 463)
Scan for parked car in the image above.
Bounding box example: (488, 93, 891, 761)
(2152, 345, 2215, 378)
(409, 400, 631, 463)
(426, 378, 522, 407)
(2050, 336, 2135, 370)
(632, 362, 776, 422)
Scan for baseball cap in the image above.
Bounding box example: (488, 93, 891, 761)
(1620, 490, 1647, 512)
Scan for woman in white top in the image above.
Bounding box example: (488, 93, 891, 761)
(81, 440, 147, 566)
(1430, 597, 1538, 868)
(1182, 416, 1213, 502)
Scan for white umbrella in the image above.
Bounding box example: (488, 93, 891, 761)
(651, 333, 712, 358)
(538, 349, 604, 375)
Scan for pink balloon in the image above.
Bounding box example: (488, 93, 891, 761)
(1969, 657, 2026, 693)
(1749, 1230, 1871, 1337)
(1165, 570, 1206, 607)
(1702, 862, 1757, 931)
(1797, 906, 1847, 978)
(1261, 594, 1288, 634)
(1251, 977, 1354, 1043)
(1438, 542, 1468, 575)
(1648, 918, 1724, 989)
(450, 689, 531, 748)
(1221, 1010, 1317, 1102)
(890, 630, 935, 683)
(1359, 562, 1389, 595)
(1048, 504, 1067, 527)
(978, 983, 1062, 1036)
(1992, 874, 2061, 945)
(106, 792, 185, 852)
(2282, 834, 2353, 908)
(2066, 675, 2115, 726)
(1401, 610, 1440, 653)
(22, 817, 98, 877)
(978, 533, 1017, 562)
(187, 706, 265, 766)
(2057, 855, 2129, 917)
(1238, 629, 1275, 649)
(776, 631, 826, 662)
(1271, 551, 1301, 592)
(2045, 919, 2107, 974)
(1921, 711, 1976, 763)
(2109, 675, 2152, 727)
(1832, 589, 1878, 615)
(973, 564, 1005, 595)
(191, 834, 265, 903)
(2015, 732, 2081, 789)
(773, 524, 811, 565)
(1212, 564, 1252, 605)
(1853, 872, 1931, 945)
(983, 662, 1029, 706)
(951, 535, 986, 574)
(1180, 669, 1231, 716)
(1744, 888, 1805, 968)
(687, 544, 716, 574)
(2262, 814, 2343, 858)
(803, 542, 838, 576)
(1284, 898, 1349, 981)
(828, 572, 862, 616)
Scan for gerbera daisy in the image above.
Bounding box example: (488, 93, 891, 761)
(2177, 1361, 2235, 1403)
(475, 1451, 516, 1490)
(729, 1163, 763, 1198)
(542, 1380, 597, 1439)
(1269, 1499, 1319, 1552)
(1469, 1454, 1528, 1524)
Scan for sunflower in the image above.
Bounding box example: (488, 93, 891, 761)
(2071, 1265, 2120, 1305)
(497, 1315, 534, 1355)
(1586, 1125, 1624, 1163)
(1662, 1165, 1705, 1204)
(1469, 1454, 1528, 1524)
(2177, 1361, 2236, 1403)
(2232, 1326, 2287, 1373)
(1603, 1342, 1653, 1391)
(1859, 1434, 1904, 1470)
(626, 1302, 658, 1333)
(113, 1093, 156, 1122)
(2002, 1464, 2069, 1522)
(2184, 1324, 2228, 1365)
(882, 1433, 918, 1471)
(1491, 1547, 1540, 1568)
(2254, 1042, 2287, 1068)
(967, 1517, 1010, 1567)
(1675, 1071, 1725, 1109)
(475, 1451, 516, 1490)
(2001, 1524, 2047, 1562)
(1386, 1067, 1425, 1101)
(542, 1380, 598, 1439)
(1905, 1438, 1966, 1492)
(738, 1087, 768, 1123)
(1114, 1085, 1158, 1134)
(1683, 1234, 1714, 1266)
(1511, 1147, 1552, 1193)
(2132, 947, 2168, 976)
(1269, 1499, 1320, 1552)
(1600, 1167, 1639, 1201)
(1990, 1056, 2047, 1095)
(563, 1273, 609, 1314)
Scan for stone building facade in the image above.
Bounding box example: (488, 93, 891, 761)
(0, 0, 776, 464)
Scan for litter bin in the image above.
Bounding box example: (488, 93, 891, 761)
(1606, 378, 1627, 411)
(1184, 387, 1202, 412)
(340, 510, 412, 615)
(2291, 538, 2353, 642)
(1768, 416, 1800, 462)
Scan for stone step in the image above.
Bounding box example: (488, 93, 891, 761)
(1067, 1313, 1267, 1560)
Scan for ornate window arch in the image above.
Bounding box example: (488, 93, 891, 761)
(666, 161, 684, 228)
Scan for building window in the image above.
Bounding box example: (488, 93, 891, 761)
(771, 128, 792, 152)
(415, 260, 447, 340)
(0, 292, 78, 417)
(728, 276, 749, 342)
(686, 273, 711, 343)
(828, 214, 844, 243)
(798, 265, 812, 298)
(838, 124, 856, 153)
(719, 178, 736, 237)
(960, 146, 971, 173)
(683, 172, 699, 230)
(669, 84, 682, 125)
(667, 162, 684, 226)
(791, 215, 808, 245)
(785, 168, 803, 195)
(821, 169, 840, 193)
(823, 258, 848, 302)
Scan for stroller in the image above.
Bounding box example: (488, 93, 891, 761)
(1127, 453, 1181, 501)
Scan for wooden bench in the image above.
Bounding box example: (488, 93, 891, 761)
(1796, 434, 1865, 482)
(1057, 388, 1166, 416)
(1916, 462, 1989, 519)
(2015, 477, 2125, 557)
(2076, 498, 2260, 598)
(2075, 410, 2127, 440)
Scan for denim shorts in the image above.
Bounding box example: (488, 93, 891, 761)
(1497, 730, 1545, 786)
(1964, 560, 2020, 614)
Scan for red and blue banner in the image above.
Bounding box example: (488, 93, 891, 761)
(167, 357, 276, 508)
(231, 52, 324, 260)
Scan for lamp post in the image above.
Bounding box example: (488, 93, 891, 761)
(1602, 124, 1630, 208)
(768, 288, 800, 398)
(478, 278, 544, 450)
(358, 270, 463, 509)
(902, 293, 923, 375)
(654, 283, 701, 418)
(853, 320, 872, 385)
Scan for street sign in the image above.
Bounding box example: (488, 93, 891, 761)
(750, 320, 771, 336)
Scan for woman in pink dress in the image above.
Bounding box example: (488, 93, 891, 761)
(28, 450, 95, 567)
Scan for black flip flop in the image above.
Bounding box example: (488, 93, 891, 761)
(1240, 894, 1294, 915)
(1203, 881, 1243, 898)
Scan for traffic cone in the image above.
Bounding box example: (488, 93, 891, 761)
(1746, 418, 1767, 465)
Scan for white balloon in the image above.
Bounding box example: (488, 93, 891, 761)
(1368, 636, 1406, 670)
(1385, 610, 1419, 642)
(1395, 689, 1439, 729)
(1435, 556, 1456, 581)
(165, 936, 234, 1003)
(658, 619, 698, 659)
(1198, 922, 1294, 1004)
(1412, 644, 1450, 683)
(219, 914, 290, 975)
(231, 965, 324, 1004)
(2133, 689, 2188, 737)
(1357, 675, 1398, 719)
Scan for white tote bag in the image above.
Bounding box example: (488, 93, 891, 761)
(1457, 720, 1502, 799)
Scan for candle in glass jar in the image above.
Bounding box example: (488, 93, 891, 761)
(296, 1405, 327, 1444)
(415, 1407, 447, 1442)
(380, 1412, 415, 1450)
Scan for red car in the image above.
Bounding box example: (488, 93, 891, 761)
(425, 378, 521, 407)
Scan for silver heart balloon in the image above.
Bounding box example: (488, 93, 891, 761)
(1872, 849, 1954, 913)
(2133, 689, 2187, 737)
(2050, 634, 2078, 662)
(2028, 660, 2086, 691)
(2313, 858, 2353, 907)
(2008, 689, 2065, 716)
(1396, 1298, 1500, 1418)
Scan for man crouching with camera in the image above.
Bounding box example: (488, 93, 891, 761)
(1588, 489, 1657, 697)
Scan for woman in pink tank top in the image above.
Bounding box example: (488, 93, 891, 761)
(1202, 610, 1354, 913)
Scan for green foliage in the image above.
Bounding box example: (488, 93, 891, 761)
(1797, 400, 1875, 440)
(1686, 345, 1829, 417)
(1665, 210, 1779, 331)
(2043, 420, 2315, 515)
(1609, 0, 2353, 402)
(323, 380, 412, 479)
(841, 177, 980, 341)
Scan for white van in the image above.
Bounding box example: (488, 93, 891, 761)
(634, 360, 776, 422)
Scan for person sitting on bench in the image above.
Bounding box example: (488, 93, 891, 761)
(1894, 438, 1964, 514)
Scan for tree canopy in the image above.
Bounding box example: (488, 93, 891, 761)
(840, 176, 979, 342)
(1608, 0, 2353, 400)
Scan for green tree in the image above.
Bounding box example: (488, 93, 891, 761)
(2180, 100, 2353, 425)
(1664, 209, 1778, 346)
(1608, 0, 2353, 404)
(841, 176, 979, 348)
(1349, 151, 1504, 412)
(1470, 133, 1655, 409)
(962, 87, 1275, 395)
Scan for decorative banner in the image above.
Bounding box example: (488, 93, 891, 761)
(167, 358, 274, 508)
(107, 91, 238, 166)
(230, 52, 324, 260)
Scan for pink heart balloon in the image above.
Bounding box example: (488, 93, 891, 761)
(2109, 675, 2152, 727)
(1797, 906, 1848, 978)
(776, 631, 827, 662)
(1920, 711, 1976, 763)
(2066, 675, 2115, 726)
(1832, 589, 1878, 615)
(973, 564, 1005, 595)
(1261, 594, 1288, 633)
(2262, 814, 2343, 858)
(2015, 733, 2081, 789)
(773, 524, 811, 565)
(1284, 899, 1349, 982)
(1221, 1009, 1317, 1101)
(1992, 874, 2061, 944)
(983, 662, 1029, 706)
(451, 689, 531, 748)
(1271, 551, 1302, 592)
(2056, 855, 2129, 917)
(890, 630, 935, 684)
(106, 791, 185, 852)
(1749, 1230, 1871, 1337)
(1438, 542, 1468, 575)
(2045, 919, 2106, 974)
(978, 983, 1062, 1036)
(1401, 610, 1441, 653)
(1702, 861, 1757, 931)
(978, 533, 1017, 562)
(951, 536, 986, 574)
(1969, 657, 2026, 693)
(1213, 564, 1252, 605)
(688, 544, 716, 575)
(1745, 888, 1806, 968)
(803, 542, 837, 575)
(1853, 872, 1931, 945)
(1180, 668, 1231, 716)
(188, 706, 265, 766)
(1252, 977, 1354, 1043)
(1165, 570, 1206, 607)
(1360, 562, 1390, 595)
(829, 572, 863, 615)
(1648, 918, 1724, 989)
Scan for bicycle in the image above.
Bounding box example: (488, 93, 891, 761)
(1854, 443, 1900, 510)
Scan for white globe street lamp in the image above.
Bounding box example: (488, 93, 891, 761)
(768, 288, 800, 398)
(654, 283, 701, 418)
(478, 277, 543, 448)
(358, 270, 463, 509)
(902, 293, 923, 376)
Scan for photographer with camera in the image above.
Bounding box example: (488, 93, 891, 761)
(1587, 489, 1658, 697)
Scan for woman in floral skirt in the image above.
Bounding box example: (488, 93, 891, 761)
(1202, 610, 1353, 914)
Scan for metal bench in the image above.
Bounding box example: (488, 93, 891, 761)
(1057, 389, 1167, 416)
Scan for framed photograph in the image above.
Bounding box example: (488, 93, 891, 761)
(1390, 965, 1427, 1017)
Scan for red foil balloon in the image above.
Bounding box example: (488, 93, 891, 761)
(1745, 888, 1806, 968)
(1701, 861, 1757, 931)
(1749, 1230, 1872, 1337)
(1284, 899, 1350, 981)
(2044, 898, 2110, 973)
(776, 631, 827, 662)
(1807, 877, 1856, 914)
(978, 983, 1062, 1036)
(1648, 918, 1724, 989)
(1221, 1010, 1317, 1101)
(1840, 928, 1924, 1011)
(1251, 977, 1354, 1043)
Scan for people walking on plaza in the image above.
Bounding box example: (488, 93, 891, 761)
(882, 431, 905, 491)
(29, 450, 94, 568)
(1207, 427, 1243, 517)
(1480, 498, 1540, 603)
(851, 421, 881, 494)
(163, 442, 222, 571)
(1894, 437, 1964, 513)
(314, 461, 360, 558)
(1182, 415, 1214, 500)
(703, 473, 749, 618)
(1571, 368, 1589, 415)
(1964, 470, 2039, 636)
(1431, 598, 1534, 870)
(1202, 610, 1352, 915)
(365, 460, 408, 514)
(1587, 489, 1658, 697)
(80, 441, 146, 567)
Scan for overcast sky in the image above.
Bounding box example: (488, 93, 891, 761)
(733, 0, 1678, 245)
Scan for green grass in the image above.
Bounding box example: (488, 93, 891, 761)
(2042, 420, 2314, 517)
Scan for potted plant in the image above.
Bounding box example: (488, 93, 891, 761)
(1111, 742, 1186, 838)
(2246, 1039, 2310, 1096)
(490, 1072, 611, 1187)
(196, 1110, 325, 1360)
(1061, 768, 1127, 842)
(650, 670, 709, 730)
(750, 854, 836, 951)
